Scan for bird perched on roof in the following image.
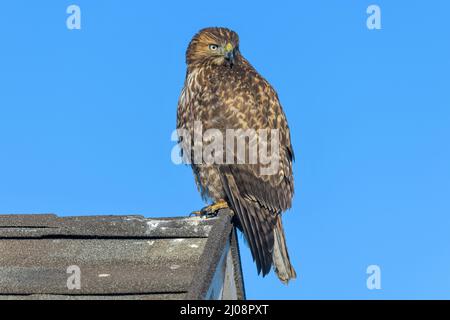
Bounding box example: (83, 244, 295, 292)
(177, 27, 296, 283)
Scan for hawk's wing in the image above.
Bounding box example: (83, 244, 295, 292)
(209, 68, 295, 276)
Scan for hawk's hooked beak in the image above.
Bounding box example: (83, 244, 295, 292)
(224, 43, 235, 66)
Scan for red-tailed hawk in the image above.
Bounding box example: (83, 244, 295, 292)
(177, 27, 296, 283)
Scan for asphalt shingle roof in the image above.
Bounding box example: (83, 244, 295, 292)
(0, 209, 244, 300)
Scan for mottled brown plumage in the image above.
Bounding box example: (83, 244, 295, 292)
(177, 27, 296, 283)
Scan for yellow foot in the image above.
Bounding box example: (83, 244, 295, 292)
(190, 200, 229, 218)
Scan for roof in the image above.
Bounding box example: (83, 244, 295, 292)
(0, 209, 245, 300)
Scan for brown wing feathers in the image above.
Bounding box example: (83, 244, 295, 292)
(220, 165, 277, 276)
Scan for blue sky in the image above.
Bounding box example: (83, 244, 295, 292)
(1, 1, 449, 299)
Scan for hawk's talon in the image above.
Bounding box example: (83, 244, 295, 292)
(189, 200, 228, 218)
(189, 210, 202, 217)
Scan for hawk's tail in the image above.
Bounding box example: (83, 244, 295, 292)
(220, 166, 296, 284)
(272, 215, 297, 284)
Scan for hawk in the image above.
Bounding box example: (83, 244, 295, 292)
(177, 27, 296, 283)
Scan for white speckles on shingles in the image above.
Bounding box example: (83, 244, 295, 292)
(189, 244, 199, 248)
(147, 241, 155, 246)
(170, 265, 180, 270)
(98, 274, 110, 278)
(147, 221, 160, 230)
(173, 239, 184, 243)
(124, 217, 145, 222)
(188, 219, 200, 226)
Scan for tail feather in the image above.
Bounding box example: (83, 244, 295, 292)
(272, 215, 297, 284)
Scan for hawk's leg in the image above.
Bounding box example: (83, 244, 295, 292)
(190, 199, 228, 218)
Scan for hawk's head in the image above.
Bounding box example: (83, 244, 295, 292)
(186, 27, 240, 68)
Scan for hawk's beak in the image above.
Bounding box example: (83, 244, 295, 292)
(224, 43, 235, 66)
(225, 50, 235, 64)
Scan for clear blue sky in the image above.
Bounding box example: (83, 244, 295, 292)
(1, 1, 449, 299)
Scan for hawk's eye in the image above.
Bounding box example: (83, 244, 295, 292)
(209, 44, 219, 51)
